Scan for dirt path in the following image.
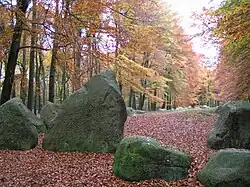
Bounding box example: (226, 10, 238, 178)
(0, 111, 217, 187)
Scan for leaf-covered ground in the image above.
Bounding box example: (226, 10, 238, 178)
(0, 111, 217, 187)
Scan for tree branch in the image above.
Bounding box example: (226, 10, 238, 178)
(19, 45, 50, 51)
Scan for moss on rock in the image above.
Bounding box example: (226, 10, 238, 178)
(43, 71, 127, 153)
(197, 149, 250, 187)
(113, 136, 191, 182)
(0, 98, 39, 150)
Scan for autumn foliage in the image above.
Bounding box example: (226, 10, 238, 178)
(0, 0, 213, 110)
(198, 0, 250, 102)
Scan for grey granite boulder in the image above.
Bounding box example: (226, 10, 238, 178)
(113, 136, 191, 181)
(207, 101, 250, 149)
(0, 98, 39, 150)
(40, 101, 59, 129)
(43, 71, 127, 153)
(197, 149, 250, 187)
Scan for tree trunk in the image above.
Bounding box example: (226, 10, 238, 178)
(138, 52, 149, 110)
(38, 58, 42, 113)
(151, 88, 157, 111)
(166, 92, 172, 110)
(11, 80, 16, 98)
(27, 0, 37, 111)
(147, 97, 151, 111)
(128, 87, 133, 107)
(39, 51, 46, 106)
(138, 93, 146, 110)
(48, 0, 59, 102)
(93, 38, 100, 74)
(61, 0, 69, 100)
(0, 0, 30, 105)
(20, 31, 27, 104)
(114, 22, 123, 92)
(48, 43, 57, 102)
(34, 52, 37, 115)
(34, 51, 40, 114)
(88, 42, 93, 79)
(60, 63, 67, 102)
(0, 62, 2, 82)
(161, 101, 166, 109)
(74, 29, 81, 90)
(132, 92, 136, 110)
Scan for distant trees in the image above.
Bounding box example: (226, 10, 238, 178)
(0, 0, 206, 112)
(196, 0, 250, 102)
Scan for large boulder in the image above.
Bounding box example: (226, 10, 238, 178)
(113, 136, 191, 182)
(0, 98, 39, 150)
(197, 149, 250, 187)
(207, 101, 250, 149)
(40, 101, 59, 129)
(43, 71, 127, 153)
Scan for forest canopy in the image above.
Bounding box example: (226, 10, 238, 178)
(1, 0, 248, 113)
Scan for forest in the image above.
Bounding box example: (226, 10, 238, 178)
(0, 0, 222, 112)
(0, 0, 249, 111)
(0, 0, 249, 186)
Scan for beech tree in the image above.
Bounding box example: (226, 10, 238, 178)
(195, 0, 250, 102)
(0, 0, 206, 111)
(0, 0, 31, 105)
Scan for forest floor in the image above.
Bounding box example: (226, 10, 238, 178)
(0, 110, 218, 187)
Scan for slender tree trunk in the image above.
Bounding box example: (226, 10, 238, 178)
(49, 45, 57, 102)
(0, 62, 2, 81)
(138, 52, 149, 110)
(61, 0, 69, 100)
(147, 97, 151, 111)
(34, 52, 37, 114)
(88, 42, 93, 79)
(49, 0, 59, 102)
(75, 29, 81, 90)
(138, 80, 146, 110)
(151, 88, 157, 111)
(38, 59, 42, 113)
(27, 0, 37, 110)
(96, 44, 101, 73)
(138, 93, 146, 110)
(62, 81, 66, 101)
(93, 38, 100, 74)
(132, 92, 136, 109)
(0, 0, 30, 105)
(20, 31, 27, 104)
(55, 72, 60, 102)
(34, 51, 40, 114)
(114, 22, 122, 92)
(11, 79, 16, 98)
(161, 101, 166, 109)
(39, 51, 46, 106)
(61, 63, 67, 102)
(166, 92, 172, 110)
(128, 87, 133, 107)
(27, 48, 35, 110)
